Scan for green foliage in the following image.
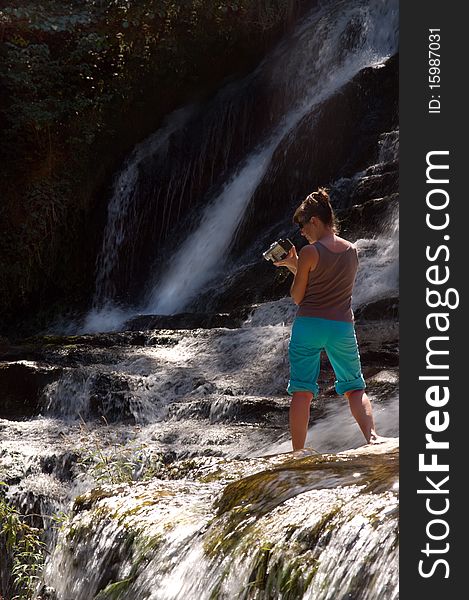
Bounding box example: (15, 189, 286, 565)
(1, 0, 293, 157)
(78, 441, 149, 485)
(75, 421, 165, 485)
(0, 487, 46, 600)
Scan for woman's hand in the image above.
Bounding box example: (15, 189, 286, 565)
(273, 246, 298, 273)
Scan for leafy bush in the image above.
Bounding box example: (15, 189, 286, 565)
(0, 484, 46, 600)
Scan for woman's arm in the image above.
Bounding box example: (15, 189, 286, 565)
(289, 245, 319, 305)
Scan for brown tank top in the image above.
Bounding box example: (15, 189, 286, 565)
(296, 240, 358, 322)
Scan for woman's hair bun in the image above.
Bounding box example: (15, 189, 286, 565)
(294, 187, 338, 233)
(310, 187, 330, 206)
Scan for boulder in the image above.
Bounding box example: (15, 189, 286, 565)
(0, 362, 63, 419)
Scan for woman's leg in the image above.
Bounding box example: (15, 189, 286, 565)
(345, 389, 381, 443)
(290, 391, 314, 450)
(287, 317, 325, 451)
(324, 321, 383, 444)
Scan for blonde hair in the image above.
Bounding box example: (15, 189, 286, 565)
(293, 187, 338, 233)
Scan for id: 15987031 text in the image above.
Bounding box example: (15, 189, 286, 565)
(428, 29, 441, 114)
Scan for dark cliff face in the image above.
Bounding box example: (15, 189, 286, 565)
(80, 51, 398, 322)
(230, 54, 399, 251)
(190, 54, 398, 313)
(0, 0, 311, 336)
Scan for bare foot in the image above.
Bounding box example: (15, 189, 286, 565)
(291, 447, 319, 456)
(368, 434, 390, 445)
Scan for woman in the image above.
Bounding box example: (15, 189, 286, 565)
(274, 188, 382, 451)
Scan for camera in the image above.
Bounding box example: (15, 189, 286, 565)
(262, 238, 293, 262)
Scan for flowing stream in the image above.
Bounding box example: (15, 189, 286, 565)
(0, 1, 399, 599)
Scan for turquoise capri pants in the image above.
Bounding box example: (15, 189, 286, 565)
(287, 316, 366, 397)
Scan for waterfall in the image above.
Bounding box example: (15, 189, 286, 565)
(0, 4, 399, 597)
(353, 208, 399, 308)
(145, 149, 272, 314)
(92, 107, 196, 308)
(82, 0, 398, 332)
(145, 0, 398, 315)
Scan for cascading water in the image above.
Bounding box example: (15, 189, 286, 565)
(83, 0, 398, 332)
(145, 0, 399, 315)
(1, 2, 399, 599)
(145, 0, 398, 314)
(24, 282, 399, 600)
(92, 107, 196, 309)
(39, 443, 399, 600)
(353, 211, 399, 308)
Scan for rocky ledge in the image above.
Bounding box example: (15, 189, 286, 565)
(38, 439, 399, 600)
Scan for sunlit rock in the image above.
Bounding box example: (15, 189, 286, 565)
(41, 441, 398, 600)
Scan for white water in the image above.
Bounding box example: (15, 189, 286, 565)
(92, 107, 195, 308)
(145, 150, 272, 314)
(261, 390, 399, 456)
(137, 490, 398, 600)
(81, 303, 131, 334)
(39, 442, 398, 600)
(353, 202, 399, 307)
(41, 324, 291, 424)
(145, 0, 398, 315)
(40, 303, 399, 458)
(79, 0, 398, 333)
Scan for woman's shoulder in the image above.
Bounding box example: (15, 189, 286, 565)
(317, 236, 356, 253)
(300, 243, 319, 253)
(333, 235, 355, 250)
(299, 244, 320, 270)
(299, 243, 320, 260)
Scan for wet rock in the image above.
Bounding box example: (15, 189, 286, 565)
(193, 260, 292, 312)
(39, 451, 81, 482)
(123, 310, 250, 331)
(349, 171, 398, 205)
(25, 332, 153, 349)
(41, 441, 398, 600)
(355, 319, 399, 370)
(227, 54, 398, 260)
(8, 474, 68, 532)
(360, 349, 398, 368)
(365, 159, 398, 177)
(42, 369, 147, 423)
(0, 340, 52, 362)
(167, 395, 290, 427)
(0, 362, 63, 419)
(2, 331, 181, 374)
(355, 296, 399, 321)
(337, 193, 399, 238)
